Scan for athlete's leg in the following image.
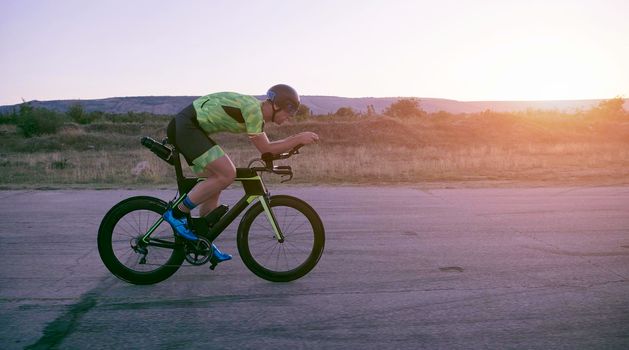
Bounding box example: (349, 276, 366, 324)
(176, 154, 236, 215)
(196, 192, 220, 217)
(164, 105, 233, 250)
(173, 154, 236, 262)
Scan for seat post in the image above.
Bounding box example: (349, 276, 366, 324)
(170, 149, 200, 195)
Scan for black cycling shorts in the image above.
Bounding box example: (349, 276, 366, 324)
(167, 104, 225, 173)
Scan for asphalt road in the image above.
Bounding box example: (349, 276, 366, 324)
(0, 186, 628, 349)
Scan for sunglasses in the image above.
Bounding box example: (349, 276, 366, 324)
(283, 103, 298, 116)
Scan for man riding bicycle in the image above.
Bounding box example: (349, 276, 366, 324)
(164, 84, 319, 264)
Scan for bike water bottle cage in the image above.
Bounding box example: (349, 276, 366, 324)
(141, 137, 174, 165)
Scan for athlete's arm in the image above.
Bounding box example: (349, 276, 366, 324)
(249, 132, 319, 155)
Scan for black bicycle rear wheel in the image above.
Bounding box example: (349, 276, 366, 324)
(97, 196, 185, 285)
(237, 195, 325, 282)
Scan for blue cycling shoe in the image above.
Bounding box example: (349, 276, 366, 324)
(211, 243, 232, 263)
(163, 208, 198, 241)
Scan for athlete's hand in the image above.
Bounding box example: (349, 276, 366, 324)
(298, 132, 320, 145)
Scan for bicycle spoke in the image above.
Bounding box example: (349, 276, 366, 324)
(109, 209, 175, 273)
(246, 208, 316, 272)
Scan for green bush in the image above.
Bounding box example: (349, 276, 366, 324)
(0, 109, 18, 124)
(109, 111, 148, 123)
(67, 103, 99, 124)
(16, 103, 64, 137)
(88, 110, 105, 122)
(335, 107, 356, 117)
(8, 132, 140, 152)
(85, 122, 146, 135)
(586, 97, 628, 120)
(385, 98, 426, 119)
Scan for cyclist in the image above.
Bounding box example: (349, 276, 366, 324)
(164, 84, 319, 264)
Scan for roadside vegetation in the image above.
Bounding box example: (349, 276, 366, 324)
(0, 98, 627, 188)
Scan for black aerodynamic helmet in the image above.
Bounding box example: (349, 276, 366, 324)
(266, 84, 300, 115)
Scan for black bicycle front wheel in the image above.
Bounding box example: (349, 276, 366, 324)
(237, 195, 325, 282)
(97, 196, 185, 285)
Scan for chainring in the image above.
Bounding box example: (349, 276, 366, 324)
(184, 236, 213, 266)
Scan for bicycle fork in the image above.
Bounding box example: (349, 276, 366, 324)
(259, 194, 285, 243)
(243, 194, 285, 243)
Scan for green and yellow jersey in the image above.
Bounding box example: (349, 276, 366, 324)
(192, 92, 265, 136)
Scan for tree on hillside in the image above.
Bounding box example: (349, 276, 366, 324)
(384, 98, 426, 118)
(587, 97, 627, 119)
(16, 102, 63, 137)
(335, 107, 355, 117)
(366, 104, 377, 117)
(67, 103, 85, 123)
(296, 104, 311, 117)
(67, 102, 100, 124)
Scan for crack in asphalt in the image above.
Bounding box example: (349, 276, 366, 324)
(23, 276, 117, 349)
(0, 190, 36, 200)
(52, 248, 98, 294)
(522, 245, 629, 257)
(552, 184, 629, 196)
(24, 293, 98, 350)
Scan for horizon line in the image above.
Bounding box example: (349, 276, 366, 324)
(1, 94, 625, 107)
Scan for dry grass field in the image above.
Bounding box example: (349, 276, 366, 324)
(1, 106, 628, 188)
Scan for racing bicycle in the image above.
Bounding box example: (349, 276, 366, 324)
(97, 137, 325, 284)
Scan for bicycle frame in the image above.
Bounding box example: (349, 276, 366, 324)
(139, 147, 284, 246)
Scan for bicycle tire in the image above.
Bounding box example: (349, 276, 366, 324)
(97, 196, 185, 285)
(237, 195, 325, 282)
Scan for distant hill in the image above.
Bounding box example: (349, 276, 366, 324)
(1, 95, 626, 116)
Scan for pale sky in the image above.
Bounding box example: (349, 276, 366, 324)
(1, 0, 628, 105)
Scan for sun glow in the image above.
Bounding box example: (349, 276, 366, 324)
(0, 1, 627, 104)
(472, 38, 622, 101)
